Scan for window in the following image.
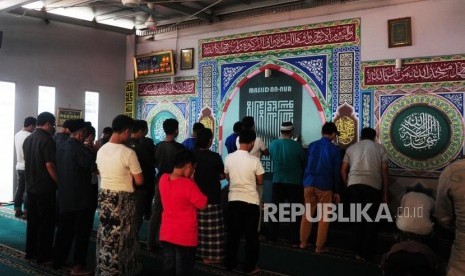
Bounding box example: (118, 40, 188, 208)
(85, 91, 99, 133)
(38, 86, 55, 114)
(0, 81, 15, 201)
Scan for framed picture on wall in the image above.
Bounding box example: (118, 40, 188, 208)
(388, 17, 412, 48)
(134, 50, 175, 78)
(180, 48, 194, 70)
(57, 107, 82, 127)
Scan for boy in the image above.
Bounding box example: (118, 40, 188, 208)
(225, 129, 265, 274)
(159, 149, 207, 275)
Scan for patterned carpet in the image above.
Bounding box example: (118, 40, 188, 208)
(0, 205, 383, 275)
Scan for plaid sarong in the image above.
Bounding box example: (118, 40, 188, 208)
(197, 204, 225, 261)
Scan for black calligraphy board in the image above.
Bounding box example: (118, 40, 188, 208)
(239, 70, 303, 145)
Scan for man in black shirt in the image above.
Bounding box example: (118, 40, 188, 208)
(53, 119, 97, 274)
(147, 118, 185, 250)
(23, 112, 57, 263)
(127, 120, 156, 234)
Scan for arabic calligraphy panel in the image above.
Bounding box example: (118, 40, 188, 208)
(380, 94, 463, 171)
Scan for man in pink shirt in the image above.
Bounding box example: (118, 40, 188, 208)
(159, 149, 207, 276)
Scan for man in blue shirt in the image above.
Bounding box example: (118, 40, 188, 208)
(300, 122, 341, 252)
(224, 121, 242, 154)
(182, 122, 204, 151)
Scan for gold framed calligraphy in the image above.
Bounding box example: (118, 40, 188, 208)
(57, 108, 82, 127)
(134, 50, 175, 78)
(125, 81, 135, 118)
(180, 48, 194, 70)
(388, 17, 412, 48)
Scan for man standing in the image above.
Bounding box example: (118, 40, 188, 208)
(224, 121, 242, 154)
(436, 158, 465, 275)
(53, 119, 97, 275)
(182, 122, 204, 151)
(14, 116, 36, 218)
(235, 116, 269, 232)
(23, 112, 57, 263)
(147, 118, 185, 250)
(53, 119, 71, 150)
(268, 122, 305, 245)
(300, 122, 341, 252)
(341, 127, 389, 261)
(139, 120, 156, 220)
(225, 129, 265, 274)
(96, 115, 143, 275)
(127, 120, 156, 234)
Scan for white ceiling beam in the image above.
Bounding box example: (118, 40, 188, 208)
(0, 0, 37, 11)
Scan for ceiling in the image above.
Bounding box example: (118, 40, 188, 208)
(1, 0, 351, 35)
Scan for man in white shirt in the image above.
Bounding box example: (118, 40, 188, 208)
(95, 114, 144, 275)
(14, 116, 36, 218)
(225, 129, 265, 274)
(235, 116, 269, 232)
(341, 127, 389, 261)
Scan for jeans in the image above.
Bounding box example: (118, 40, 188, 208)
(14, 170, 27, 211)
(161, 241, 196, 276)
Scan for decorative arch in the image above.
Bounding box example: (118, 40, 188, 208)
(218, 63, 326, 153)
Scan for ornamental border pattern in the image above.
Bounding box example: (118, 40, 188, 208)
(373, 87, 465, 176)
(361, 55, 465, 90)
(199, 18, 361, 59)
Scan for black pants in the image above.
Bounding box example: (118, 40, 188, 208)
(134, 189, 149, 235)
(148, 178, 163, 248)
(53, 208, 95, 267)
(161, 242, 196, 276)
(26, 192, 56, 262)
(226, 201, 260, 273)
(14, 170, 27, 211)
(348, 184, 381, 260)
(268, 183, 303, 243)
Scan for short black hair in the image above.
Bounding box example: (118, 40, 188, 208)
(173, 149, 195, 169)
(241, 116, 255, 130)
(24, 117, 37, 128)
(233, 121, 242, 133)
(102, 127, 113, 135)
(132, 120, 144, 133)
(239, 129, 256, 144)
(62, 120, 72, 129)
(86, 124, 96, 138)
(68, 119, 86, 133)
(37, 112, 55, 127)
(193, 122, 205, 132)
(196, 128, 213, 149)
(163, 118, 179, 135)
(361, 127, 376, 140)
(140, 120, 148, 132)
(322, 122, 338, 135)
(112, 115, 134, 133)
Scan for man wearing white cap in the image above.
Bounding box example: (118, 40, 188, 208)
(268, 122, 306, 246)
